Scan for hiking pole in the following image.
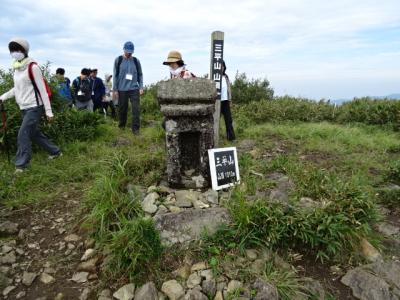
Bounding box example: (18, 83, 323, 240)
(0, 101, 10, 163)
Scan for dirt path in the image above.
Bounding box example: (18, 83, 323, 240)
(1, 185, 99, 300)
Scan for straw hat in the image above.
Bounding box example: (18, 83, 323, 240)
(163, 50, 182, 65)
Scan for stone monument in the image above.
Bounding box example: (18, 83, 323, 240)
(157, 78, 217, 188)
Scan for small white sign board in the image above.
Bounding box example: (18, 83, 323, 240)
(208, 147, 240, 190)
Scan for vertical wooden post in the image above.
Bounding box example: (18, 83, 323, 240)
(210, 31, 224, 147)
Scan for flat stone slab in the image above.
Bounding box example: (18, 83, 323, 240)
(154, 208, 231, 245)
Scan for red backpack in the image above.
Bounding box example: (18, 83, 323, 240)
(28, 62, 52, 105)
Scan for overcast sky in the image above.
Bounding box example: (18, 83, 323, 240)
(1, 0, 399, 99)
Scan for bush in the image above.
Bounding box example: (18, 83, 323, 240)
(232, 72, 274, 104)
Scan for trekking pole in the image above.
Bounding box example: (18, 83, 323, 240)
(0, 102, 10, 163)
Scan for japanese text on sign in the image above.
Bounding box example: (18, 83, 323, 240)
(211, 40, 224, 100)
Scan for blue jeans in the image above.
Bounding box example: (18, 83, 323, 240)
(16, 106, 60, 169)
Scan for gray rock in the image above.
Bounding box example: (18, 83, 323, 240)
(16, 291, 26, 299)
(0, 251, 16, 264)
(71, 272, 88, 283)
(227, 280, 243, 294)
(203, 189, 218, 205)
(40, 272, 55, 284)
(0, 221, 18, 236)
(192, 175, 206, 188)
(142, 192, 159, 214)
(175, 190, 200, 208)
(161, 280, 185, 300)
(77, 257, 98, 273)
(201, 279, 216, 298)
(0, 273, 12, 290)
(341, 267, 397, 299)
(154, 208, 231, 245)
(200, 269, 213, 281)
(114, 283, 135, 300)
(156, 205, 169, 215)
(81, 248, 96, 261)
(22, 271, 37, 286)
(298, 197, 320, 211)
(245, 249, 258, 261)
(252, 278, 278, 300)
(2, 285, 15, 297)
(250, 259, 266, 275)
(184, 288, 208, 300)
(302, 278, 325, 300)
(134, 282, 158, 300)
(1, 245, 13, 254)
(187, 273, 202, 288)
(377, 222, 400, 237)
(98, 289, 112, 300)
(64, 234, 80, 242)
(367, 260, 400, 290)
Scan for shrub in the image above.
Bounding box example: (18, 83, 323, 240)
(231, 72, 274, 104)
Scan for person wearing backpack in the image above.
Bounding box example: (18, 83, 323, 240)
(55, 68, 73, 106)
(0, 38, 61, 173)
(72, 68, 93, 112)
(89, 68, 106, 114)
(113, 41, 143, 134)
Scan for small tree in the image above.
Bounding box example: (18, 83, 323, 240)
(231, 72, 274, 104)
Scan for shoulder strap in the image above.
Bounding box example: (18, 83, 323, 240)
(116, 55, 123, 77)
(28, 62, 41, 106)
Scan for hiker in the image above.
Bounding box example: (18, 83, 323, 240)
(103, 73, 116, 118)
(55, 68, 73, 106)
(220, 60, 235, 141)
(72, 68, 93, 112)
(0, 38, 61, 173)
(163, 50, 195, 79)
(89, 68, 106, 114)
(113, 41, 143, 134)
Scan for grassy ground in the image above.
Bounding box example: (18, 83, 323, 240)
(1, 118, 399, 298)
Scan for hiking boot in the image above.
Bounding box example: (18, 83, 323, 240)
(14, 168, 25, 174)
(48, 152, 63, 160)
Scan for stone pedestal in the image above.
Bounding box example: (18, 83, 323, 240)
(157, 78, 217, 188)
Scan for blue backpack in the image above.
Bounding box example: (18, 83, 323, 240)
(58, 78, 72, 101)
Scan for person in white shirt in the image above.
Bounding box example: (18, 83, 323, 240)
(0, 38, 61, 173)
(220, 60, 236, 141)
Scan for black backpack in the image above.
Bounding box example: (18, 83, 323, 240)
(116, 56, 141, 82)
(74, 77, 91, 102)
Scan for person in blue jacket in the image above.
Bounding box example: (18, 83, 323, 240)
(89, 68, 106, 113)
(55, 68, 73, 106)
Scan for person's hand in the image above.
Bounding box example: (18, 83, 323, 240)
(46, 116, 54, 123)
(113, 91, 118, 100)
(139, 89, 144, 96)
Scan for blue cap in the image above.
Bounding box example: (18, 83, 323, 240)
(123, 41, 134, 53)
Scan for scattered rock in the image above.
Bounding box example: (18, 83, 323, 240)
(81, 248, 96, 261)
(71, 272, 89, 283)
(161, 280, 185, 300)
(175, 190, 199, 208)
(297, 197, 320, 211)
(134, 282, 158, 300)
(202, 279, 217, 298)
(192, 175, 206, 188)
(0, 251, 16, 264)
(113, 283, 135, 300)
(1, 245, 13, 254)
(377, 222, 400, 237)
(184, 287, 208, 300)
(173, 264, 191, 280)
(55, 293, 64, 300)
(341, 266, 395, 299)
(2, 285, 16, 297)
(250, 259, 265, 275)
(64, 234, 80, 242)
(203, 189, 218, 205)
(245, 249, 258, 261)
(142, 192, 159, 214)
(22, 271, 37, 286)
(98, 289, 112, 300)
(187, 273, 202, 288)
(214, 291, 224, 300)
(302, 278, 325, 300)
(16, 291, 26, 299)
(252, 278, 278, 300)
(77, 257, 98, 273)
(40, 272, 55, 284)
(191, 262, 208, 272)
(227, 280, 243, 294)
(154, 208, 231, 245)
(0, 221, 19, 236)
(200, 269, 213, 281)
(360, 238, 382, 262)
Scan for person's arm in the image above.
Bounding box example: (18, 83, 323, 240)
(99, 78, 106, 97)
(32, 64, 53, 118)
(113, 58, 118, 91)
(137, 59, 143, 90)
(0, 88, 15, 102)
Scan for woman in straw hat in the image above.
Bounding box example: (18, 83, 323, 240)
(163, 50, 195, 79)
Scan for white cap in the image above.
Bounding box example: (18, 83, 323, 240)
(9, 38, 30, 54)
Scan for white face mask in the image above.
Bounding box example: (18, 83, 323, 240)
(170, 66, 184, 76)
(11, 52, 25, 61)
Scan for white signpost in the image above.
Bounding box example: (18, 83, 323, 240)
(208, 147, 240, 190)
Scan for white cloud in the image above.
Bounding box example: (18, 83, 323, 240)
(0, 0, 399, 99)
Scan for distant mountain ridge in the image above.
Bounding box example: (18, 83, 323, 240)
(332, 93, 400, 105)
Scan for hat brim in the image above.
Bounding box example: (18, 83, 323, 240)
(124, 49, 134, 54)
(163, 58, 180, 65)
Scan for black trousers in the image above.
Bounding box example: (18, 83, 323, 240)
(118, 90, 140, 132)
(220, 100, 236, 141)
